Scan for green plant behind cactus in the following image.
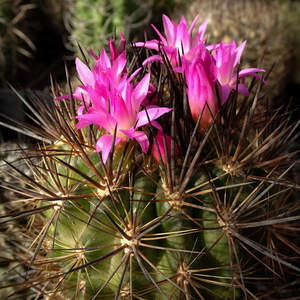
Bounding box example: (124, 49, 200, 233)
(63, 0, 179, 59)
(64, 0, 154, 58)
(1, 13, 300, 300)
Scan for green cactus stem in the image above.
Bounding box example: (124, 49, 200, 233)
(1, 17, 300, 300)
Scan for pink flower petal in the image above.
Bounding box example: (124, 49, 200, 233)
(136, 106, 172, 128)
(76, 58, 94, 86)
(96, 134, 123, 163)
(162, 14, 175, 46)
(75, 109, 116, 133)
(141, 55, 164, 66)
(188, 15, 200, 36)
(53, 94, 71, 101)
(131, 73, 151, 110)
(132, 131, 149, 153)
(152, 131, 179, 163)
(233, 83, 250, 96)
(134, 41, 160, 51)
(119, 128, 149, 153)
(234, 41, 247, 66)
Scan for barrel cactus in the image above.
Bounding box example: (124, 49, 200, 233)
(1, 14, 300, 300)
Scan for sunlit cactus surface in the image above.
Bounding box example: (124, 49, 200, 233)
(1, 13, 300, 300)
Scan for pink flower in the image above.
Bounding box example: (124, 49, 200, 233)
(152, 131, 179, 164)
(108, 31, 126, 62)
(208, 41, 266, 103)
(54, 34, 128, 114)
(177, 48, 218, 130)
(73, 50, 129, 115)
(135, 14, 208, 67)
(55, 49, 132, 117)
(55, 33, 172, 163)
(75, 73, 172, 163)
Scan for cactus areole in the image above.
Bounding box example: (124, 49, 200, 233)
(1, 14, 300, 300)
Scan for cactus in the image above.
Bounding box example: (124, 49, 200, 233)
(63, 0, 154, 58)
(1, 14, 300, 300)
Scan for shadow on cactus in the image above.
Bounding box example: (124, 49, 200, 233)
(1, 14, 300, 300)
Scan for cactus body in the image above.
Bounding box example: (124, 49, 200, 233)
(1, 13, 300, 300)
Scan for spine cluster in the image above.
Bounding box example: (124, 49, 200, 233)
(1, 13, 300, 300)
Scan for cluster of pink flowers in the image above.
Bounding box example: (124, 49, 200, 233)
(135, 14, 266, 129)
(56, 34, 171, 163)
(56, 15, 266, 163)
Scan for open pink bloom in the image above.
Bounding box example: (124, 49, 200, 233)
(208, 41, 266, 103)
(75, 73, 172, 163)
(74, 50, 129, 115)
(54, 34, 128, 114)
(135, 14, 208, 67)
(55, 49, 130, 116)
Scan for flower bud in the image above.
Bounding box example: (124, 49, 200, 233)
(181, 53, 218, 130)
(152, 131, 179, 164)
